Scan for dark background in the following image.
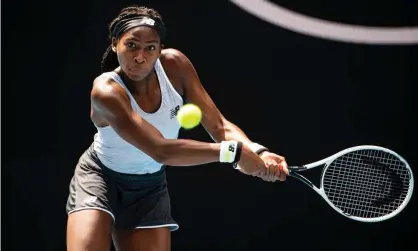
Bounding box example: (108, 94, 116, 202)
(3, 0, 418, 250)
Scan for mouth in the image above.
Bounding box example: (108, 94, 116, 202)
(129, 67, 145, 75)
(129, 67, 143, 72)
(126, 67, 149, 80)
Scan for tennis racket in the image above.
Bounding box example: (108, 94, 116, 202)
(287, 145, 414, 222)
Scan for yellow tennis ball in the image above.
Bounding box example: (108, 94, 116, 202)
(177, 104, 202, 129)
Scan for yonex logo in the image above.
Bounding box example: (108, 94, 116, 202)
(170, 105, 180, 119)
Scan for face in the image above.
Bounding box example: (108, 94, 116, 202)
(113, 26, 163, 81)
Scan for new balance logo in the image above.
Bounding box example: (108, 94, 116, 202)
(83, 196, 97, 205)
(170, 105, 180, 119)
(139, 17, 155, 26)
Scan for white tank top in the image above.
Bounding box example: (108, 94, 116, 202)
(93, 59, 184, 174)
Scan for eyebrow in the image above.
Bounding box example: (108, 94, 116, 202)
(126, 37, 159, 43)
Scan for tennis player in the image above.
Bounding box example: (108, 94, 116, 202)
(66, 5, 288, 251)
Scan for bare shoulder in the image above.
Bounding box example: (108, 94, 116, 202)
(159, 48, 196, 94)
(90, 74, 132, 125)
(161, 48, 188, 63)
(160, 48, 194, 72)
(91, 75, 126, 102)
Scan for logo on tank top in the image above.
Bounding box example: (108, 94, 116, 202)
(170, 105, 180, 119)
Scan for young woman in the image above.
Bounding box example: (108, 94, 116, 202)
(66, 5, 288, 251)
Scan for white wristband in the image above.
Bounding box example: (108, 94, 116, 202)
(220, 141, 238, 163)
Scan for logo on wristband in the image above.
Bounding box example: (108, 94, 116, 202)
(220, 141, 239, 163)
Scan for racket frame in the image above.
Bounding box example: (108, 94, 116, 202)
(288, 145, 414, 222)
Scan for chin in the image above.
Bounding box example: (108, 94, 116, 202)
(128, 74, 146, 81)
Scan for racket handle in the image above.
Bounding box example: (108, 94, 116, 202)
(288, 165, 308, 172)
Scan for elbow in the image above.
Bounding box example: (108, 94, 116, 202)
(151, 139, 188, 166)
(150, 140, 173, 165)
(152, 150, 169, 165)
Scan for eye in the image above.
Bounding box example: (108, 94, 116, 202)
(127, 42, 136, 48)
(147, 45, 156, 51)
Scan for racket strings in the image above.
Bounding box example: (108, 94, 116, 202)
(322, 149, 411, 219)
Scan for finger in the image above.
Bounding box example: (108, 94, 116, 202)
(251, 170, 260, 177)
(269, 172, 279, 182)
(276, 172, 284, 181)
(268, 161, 278, 182)
(272, 169, 280, 182)
(259, 162, 272, 182)
(267, 174, 277, 182)
(265, 159, 278, 181)
(281, 160, 289, 175)
(271, 160, 279, 177)
(276, 167, 286, 181)
(267, 159, 273, 170)
(257, 166, 268, 178)
(261, 162, 270, 181)
(280, 170, 287, 181)
(263, 175, 273, 182)
(259, 171, 270, 181)
(265, 160, 272, 177)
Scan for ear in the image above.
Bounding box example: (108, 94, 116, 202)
(111, 37, 118, 52)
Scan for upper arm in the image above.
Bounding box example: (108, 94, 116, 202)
(91, 77, 166, 160)
(161, 49, 226, 136)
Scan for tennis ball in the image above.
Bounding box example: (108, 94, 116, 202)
(176, 104, 202, 129)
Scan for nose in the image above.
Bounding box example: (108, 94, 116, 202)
(134, 50, 146, 64)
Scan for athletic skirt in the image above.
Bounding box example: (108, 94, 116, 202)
(66, 144, 179, 231)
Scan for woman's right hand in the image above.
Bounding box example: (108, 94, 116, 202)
(235, 145, 266, 175)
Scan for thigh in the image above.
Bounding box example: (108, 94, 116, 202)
(67, 209, 113, 251)
(66, 147, 117, 251)
(113, 227, 171, 251)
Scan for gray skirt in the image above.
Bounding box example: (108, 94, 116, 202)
(66, 144, 179, 231)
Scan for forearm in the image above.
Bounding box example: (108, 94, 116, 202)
(209, 119, 268, 153)
(157, 139, 221, 166)
(208, 120, 271, 174)
(159, 120, 256, 167)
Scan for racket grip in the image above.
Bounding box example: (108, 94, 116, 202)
(288, 166, 308, 172)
